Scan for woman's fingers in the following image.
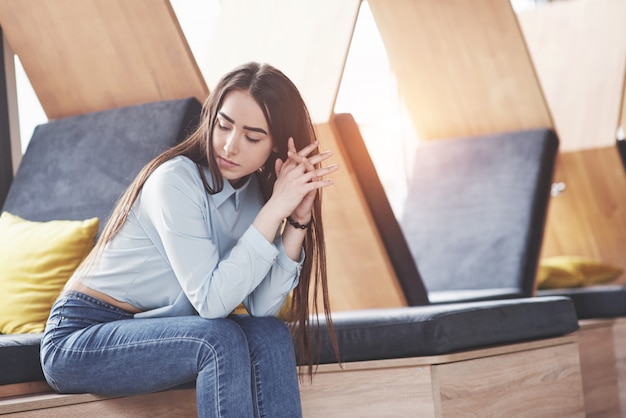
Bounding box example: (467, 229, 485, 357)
(281, 139, 338, 188)
(289, 137, 319, 158)
(286, 149, 333, 173)
(302, 163, 339, 185)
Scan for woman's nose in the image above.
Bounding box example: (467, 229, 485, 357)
(223, 134, 238, 154)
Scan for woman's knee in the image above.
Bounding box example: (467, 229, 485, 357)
(231, 315, 293, 348)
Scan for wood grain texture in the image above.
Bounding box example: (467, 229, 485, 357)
(0, 381, 51, 399)
(435, 340, 585, 417)
(577, 320, 621, 417)
(613, 318, 626, 416)
(368, 0, 552, 141)
(316, 121, 406, 311)
(541, 146, 626, 282)
(302, 335, 584, 417)
(202, 0, 360, 125)
(0, 389, 197, 417)
(300, 365, 436, 417)
(0, 0, 208, 119)
(518, 0, 626, 151)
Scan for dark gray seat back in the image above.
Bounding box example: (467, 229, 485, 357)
(334, 113, 558, 305)
(3, 98, 202, 234)
(401, 129, 558, 301)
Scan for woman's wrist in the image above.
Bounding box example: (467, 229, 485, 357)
(286, 216, 312, 230)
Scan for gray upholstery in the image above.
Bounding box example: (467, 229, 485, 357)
(0, 333, 42, 385)
(538, 285, 626, 319)
(3, 98, 202, 234)
(402, 129, 558, 301)
(0, 98, 202, 385)
(333, 114, 558, 304)
(312, 296, 578, 364)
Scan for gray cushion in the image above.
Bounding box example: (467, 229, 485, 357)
(3, 297, 580, 382)
(538, 285, 626, 319)
(401, 129, 558, 299)
(0, 333, 43, 385)
(311, 296, 578, 364)
(2, 98, 201, 234)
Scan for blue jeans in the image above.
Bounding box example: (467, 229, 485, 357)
(41, 292, 302, 418)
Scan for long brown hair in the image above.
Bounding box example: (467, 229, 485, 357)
(80, 62, 336, 374)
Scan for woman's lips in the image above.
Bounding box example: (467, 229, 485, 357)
(219, 156, 239, 169)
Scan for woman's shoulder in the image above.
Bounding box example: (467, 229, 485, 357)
(146, 156, 205, 192)
(157, 155, 195, 171)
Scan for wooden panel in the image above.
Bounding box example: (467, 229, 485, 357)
(541, 147, 626, 281)
(316, 121, 406, 311)
(368, 0, 552, 141)
(0, 0, 208, 119)
(202, 0, 360, 125)
(577, 320, 621, 417)
(518, 0, 626, 151)
(300, 365, 436, 417)
(0, 389, 197, 417)
(436, 340, 585, 417)
(0, 381, 51, 399)
(614, 318, 626, 415)
(300, 335, 583, 417)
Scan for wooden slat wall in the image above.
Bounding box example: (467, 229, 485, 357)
(0, 0, 208, 119)
(316, 122, 406, 310)
(201, 0, 406, 311)
(541, 146, 626, 283)
(517, 0, 626, 151)
(368, 0, 553, 141)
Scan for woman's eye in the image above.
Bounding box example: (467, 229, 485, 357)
(246, 136, 261, 143)
(217, 123, 230, 131)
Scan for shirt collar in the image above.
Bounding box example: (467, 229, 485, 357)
(210, 172, 255, 210)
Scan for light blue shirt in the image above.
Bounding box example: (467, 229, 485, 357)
(80, 156, 302, 319)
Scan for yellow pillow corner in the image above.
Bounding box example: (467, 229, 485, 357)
(0, 212, 99, 334)
(232, 293, 293, 322)
(537, 255, 623, 290)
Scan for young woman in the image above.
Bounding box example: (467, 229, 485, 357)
(40, 62, 339, 418)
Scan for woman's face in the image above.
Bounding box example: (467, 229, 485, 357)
(213, 90, 276, 187)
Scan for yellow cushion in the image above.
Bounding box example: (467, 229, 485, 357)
(0, 212, 99, 334)
(537, 256, 623, 290)
(232, 292, 293, 322)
